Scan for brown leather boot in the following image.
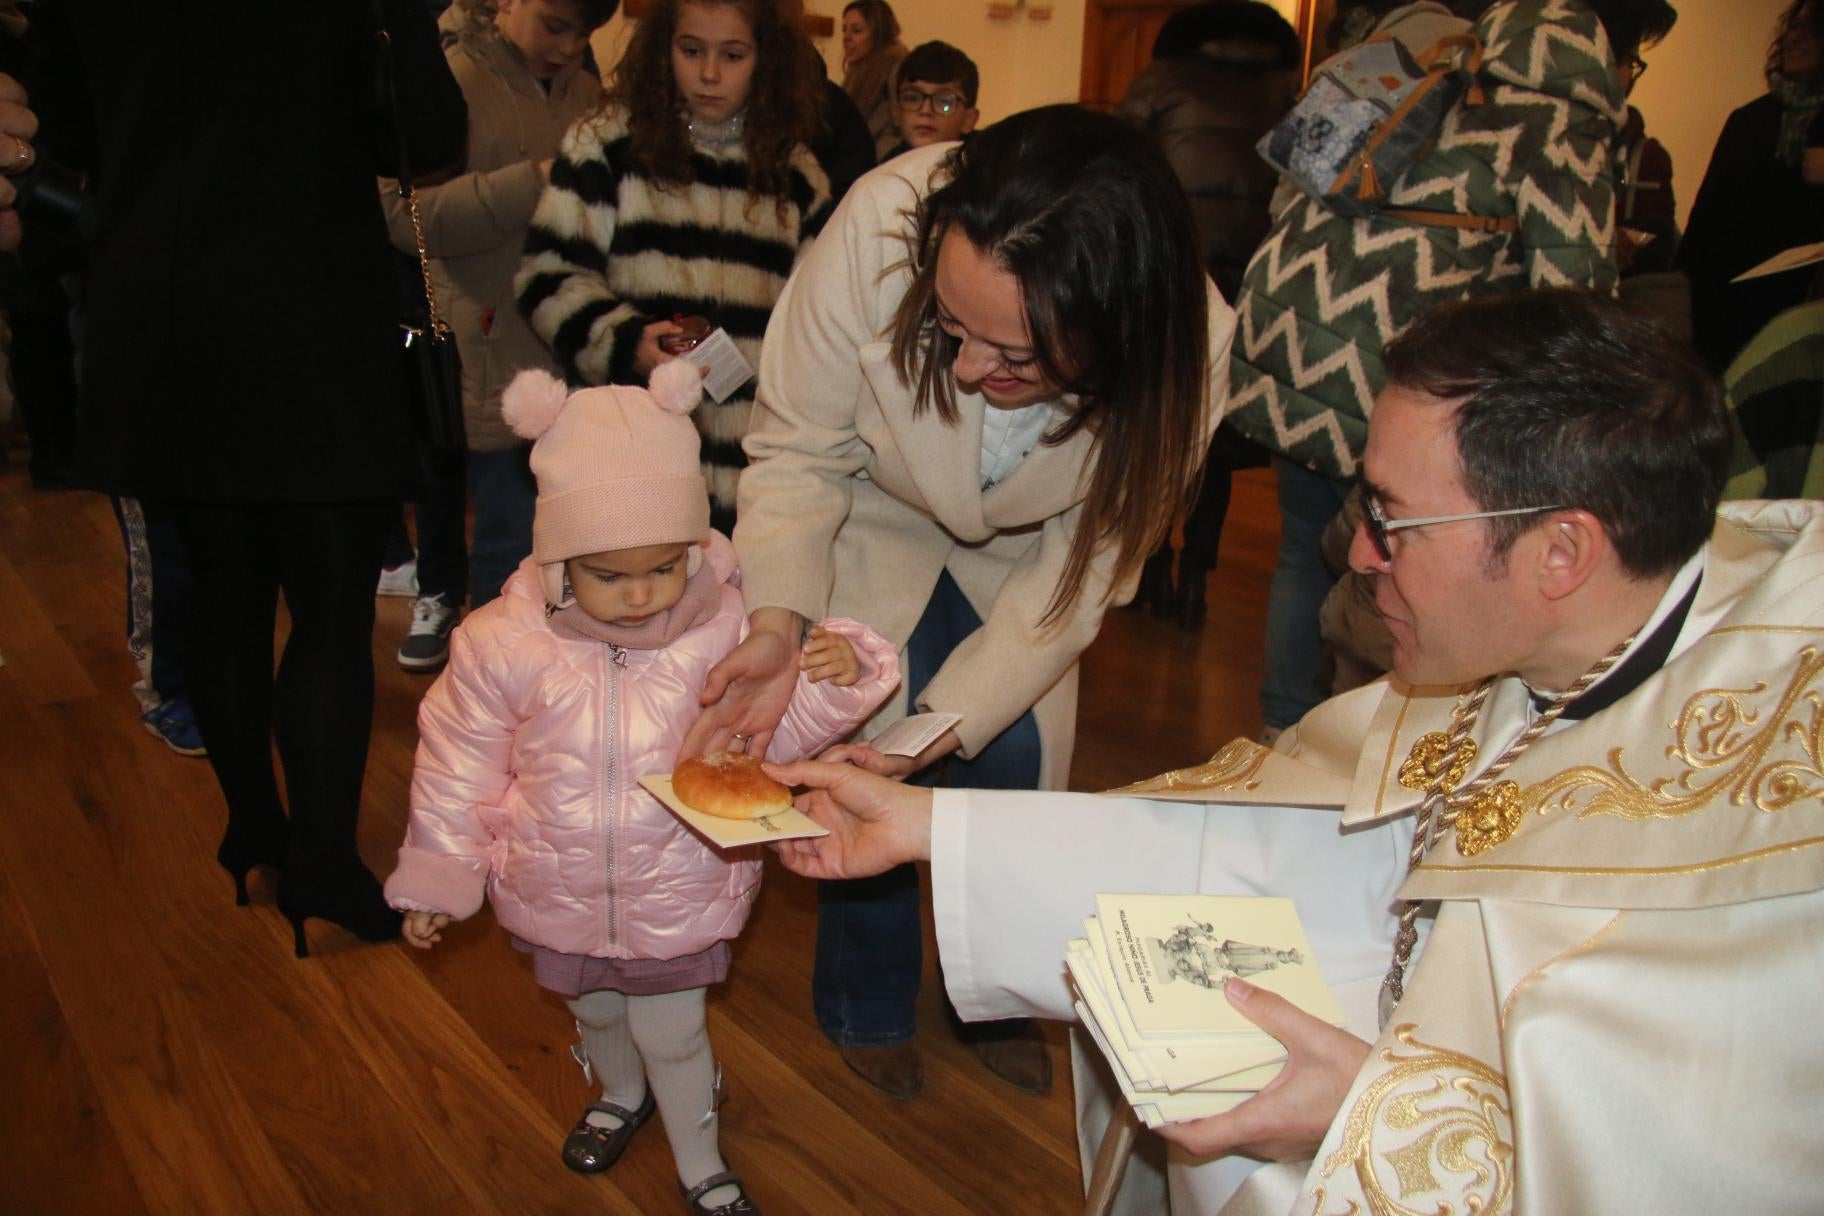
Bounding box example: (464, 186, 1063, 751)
(839, 1042, 924, 1099)
(961, 1018, 1052, 1094)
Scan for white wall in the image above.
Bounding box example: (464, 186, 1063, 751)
(803, 0, 1095, 123)
(588, 1, 1095, 124)
(1630, 0, 1786, 227)
(591, 0, 1782, 227)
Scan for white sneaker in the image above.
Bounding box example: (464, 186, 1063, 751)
(398, 593, 459, 671)
(377, 557, 419, 598)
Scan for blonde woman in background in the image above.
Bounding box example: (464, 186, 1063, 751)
(839, 0, 906, 158)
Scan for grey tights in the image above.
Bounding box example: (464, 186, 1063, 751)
(567, 987, 736, 1202)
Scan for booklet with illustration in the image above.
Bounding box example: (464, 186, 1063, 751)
(1070, 938, 1285, 1094)
(1094, 893, 1342, 1038)
(1067, 892, 1343, 1122)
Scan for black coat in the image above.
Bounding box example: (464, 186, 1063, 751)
(1120, 43, 1299, 302)
(813, 78, 876, 208)
(1677, 93, 1824, 376)
(40, 0, 467, 504)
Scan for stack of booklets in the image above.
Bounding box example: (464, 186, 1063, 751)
(1067, 893, 1344, 1128)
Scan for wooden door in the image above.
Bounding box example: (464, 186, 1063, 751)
(1078, 0, 1192, 112)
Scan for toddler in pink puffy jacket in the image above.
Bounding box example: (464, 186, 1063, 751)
(384, 361, 899, 1216)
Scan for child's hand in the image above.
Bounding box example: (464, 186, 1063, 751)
(402, 910, 451, 950)
(634, 319, 683, 376)
(801, 626, 861, 686)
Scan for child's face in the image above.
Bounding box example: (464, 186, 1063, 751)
(496, 0, 595, 81)
(894, 80, 979, 149)
(566, 542, 694, 626)
(672, 1, 758, 125)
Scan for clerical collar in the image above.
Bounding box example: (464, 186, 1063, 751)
(1526, 554, 1704, 721)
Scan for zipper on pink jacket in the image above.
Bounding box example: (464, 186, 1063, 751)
(601, 642, 625, 949)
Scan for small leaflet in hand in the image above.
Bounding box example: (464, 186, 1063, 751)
(868, 712, 963, 757)
(680, 327, 755, 403)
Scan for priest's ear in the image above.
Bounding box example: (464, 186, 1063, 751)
(1532, 510, 1610, 602)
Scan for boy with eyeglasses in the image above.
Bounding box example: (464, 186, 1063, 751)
(884, 41, 980, 159)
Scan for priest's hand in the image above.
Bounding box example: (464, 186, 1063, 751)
(1154, 978, 1370, 1162)
(763, 758, 933, 879)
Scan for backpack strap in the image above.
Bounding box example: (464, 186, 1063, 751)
(1338, 34, 1487, 204)
(1416, 34, 1486, 104)
(1379, 207, 1519, 234)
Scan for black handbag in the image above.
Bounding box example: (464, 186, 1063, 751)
(397, 190, 466, 454)
(375, 14, 466, 455)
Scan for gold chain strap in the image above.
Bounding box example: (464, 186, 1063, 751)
(403, 184, 445, 335)
(1376, 629, 1640, 1026)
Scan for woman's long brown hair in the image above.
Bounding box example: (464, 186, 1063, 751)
(889, 106, 1213, 628)
(602, 0, 823, 205)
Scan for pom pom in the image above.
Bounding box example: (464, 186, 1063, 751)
(501, 370, 570, 440)
(649, 358, 704, 415)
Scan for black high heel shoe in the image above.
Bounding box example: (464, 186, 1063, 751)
(1132, 550, 1175, 617)
(216, 819, 290, 907)
(1176, 565, 1207, 632)
(277, 859, 402, 958)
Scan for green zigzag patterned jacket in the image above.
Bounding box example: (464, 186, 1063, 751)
(1227, 0, 1624, 479)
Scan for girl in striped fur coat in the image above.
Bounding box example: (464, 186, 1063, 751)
(517, 0, 832, 532)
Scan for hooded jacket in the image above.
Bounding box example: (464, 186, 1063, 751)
(1119, 12, 1300, 302)
(1227, 0, 1623, 479)
(385, 532, 899, 958)
(380, 0, 603, 452)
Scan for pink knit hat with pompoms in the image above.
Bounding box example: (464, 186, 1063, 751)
(501, 361, 710, 607)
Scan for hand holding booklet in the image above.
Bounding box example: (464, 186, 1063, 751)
(1067, 893, 1343, 1128)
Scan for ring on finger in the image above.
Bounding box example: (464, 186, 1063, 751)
(5, 134, 33, 176)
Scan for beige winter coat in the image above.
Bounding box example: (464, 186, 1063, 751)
(380, 0, 602, 451)
(736, 145, 1233, 790)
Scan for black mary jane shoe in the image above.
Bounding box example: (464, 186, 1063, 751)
(680, 1170, 761, 1215)
(561, 1088, 656, 1174)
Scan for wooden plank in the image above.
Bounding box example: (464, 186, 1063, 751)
(69, 990, 311, 1216)
(317, 942, 643, 1216)
(0, 540, 99, 705)
(0, 867, 153, 1216)
(708, 1011, 980, 1216)
(0, 684, 179, 1020)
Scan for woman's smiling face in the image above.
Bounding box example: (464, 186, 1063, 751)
(932, 230, 1063, 411)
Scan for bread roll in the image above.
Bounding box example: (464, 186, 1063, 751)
(672, 752, 792, 820)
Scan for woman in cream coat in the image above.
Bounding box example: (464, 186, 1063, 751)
(682, 106, 1233, 1097)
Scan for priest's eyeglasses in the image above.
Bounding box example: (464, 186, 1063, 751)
(897, 87, 966, 114)
(1363, 496, 1564, 563)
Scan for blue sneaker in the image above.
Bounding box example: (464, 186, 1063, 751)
(143, 699, 208, 757)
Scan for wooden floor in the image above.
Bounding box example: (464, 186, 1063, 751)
(0, 459, 1280, 1216)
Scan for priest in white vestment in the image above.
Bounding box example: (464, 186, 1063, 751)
(766, 289, 1824, 1216)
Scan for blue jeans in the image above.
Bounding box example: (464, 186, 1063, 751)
(467, 446, 536, 608)
(1260, 457, 1352, 730)
(812, 569, 1043, 1045)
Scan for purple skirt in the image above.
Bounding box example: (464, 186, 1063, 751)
(511, 936, 732, 998)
